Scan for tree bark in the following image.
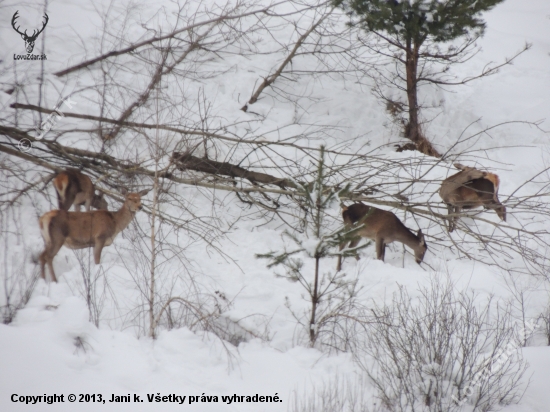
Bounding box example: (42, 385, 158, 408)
(309, 256, 320, 346)
(404, 41, 441, 158)
(172, 151, 299, 189)
(405, 41, 419, 142)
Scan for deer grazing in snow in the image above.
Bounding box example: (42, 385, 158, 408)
(439, 164, 506, 232)
(53, 169, 108, 212)
(38, 188, 149, 282)
(336, 203, 427, 271)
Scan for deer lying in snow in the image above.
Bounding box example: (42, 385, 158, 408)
(38, 188, 149, 282)
(53, 169, 107, 211)
(439, 164, 506, 232)
(336, 203, 427, 271)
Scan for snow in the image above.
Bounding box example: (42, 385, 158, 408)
(1, 0, 550, 411)
(1, 286, 350, 411)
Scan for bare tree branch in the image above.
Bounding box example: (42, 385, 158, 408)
(53, 1, 292, 77)
(242, 7, 334, 109)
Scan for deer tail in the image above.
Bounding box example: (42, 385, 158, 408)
(39, 211, 57, 245)
(484, 172, 500, 193)
(53, 173, 69, 202)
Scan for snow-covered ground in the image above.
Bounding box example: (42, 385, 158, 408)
(1, 0, 550, 411)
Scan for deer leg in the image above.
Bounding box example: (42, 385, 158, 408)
(336, 241, 347, 272)
(93, 237, 106, 265)
(447, 204, 458, 233)
(39, 251, 48, 280)
(59, 196, 69, 210)
(40, 234, 64, 282)
(348, 238, 361, 261)
(47, 261, 57, 283)
(337, 236, 363, 271)
(336, 256, 342, 272)
(84, 197, 92, 212)
(56, 191, 63, 210)
(453, 206, 462, 232)
(48, 233, 66, 282)
(63, 192, 76, 211)
(375, 237, 385, 261)
(39, 251, 57, 282)
(56, 179, 75, 210)
(74, 195, 81, 211)
(446, 204, 453, 232)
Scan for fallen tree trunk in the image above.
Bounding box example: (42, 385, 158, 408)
(172, 151, 299, 189)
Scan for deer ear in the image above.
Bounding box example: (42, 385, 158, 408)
(120, 188, 128, 196)
(138, 189, 150, 196)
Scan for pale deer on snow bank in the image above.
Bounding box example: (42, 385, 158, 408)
(38, 188, 149, 282)
(439, 164, 506, 232)
(53, 169, 107, 212)
(336, 203, 427, 271)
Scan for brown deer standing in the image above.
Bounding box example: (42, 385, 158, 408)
(439, 164, 506, 232)
(336, 203, 427, 271)
(53, 169, 108, 211)
(38, 189, 149, 282)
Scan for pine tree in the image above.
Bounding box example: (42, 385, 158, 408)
(335, 0, 511, 157)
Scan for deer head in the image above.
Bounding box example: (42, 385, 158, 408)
(12, 11, 49, 54)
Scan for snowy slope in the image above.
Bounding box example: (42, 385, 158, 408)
(1, 0, 550, 411)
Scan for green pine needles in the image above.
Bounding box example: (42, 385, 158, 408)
(336, 0, 504, 43)
(333, 0, 508, 156)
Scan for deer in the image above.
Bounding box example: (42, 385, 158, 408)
(336, 203, 427, 271)
(38, 188, 149, 282)
(439, 164, 506, 232)
(53, 169, 108, 212)
(11, 11, 49, 54)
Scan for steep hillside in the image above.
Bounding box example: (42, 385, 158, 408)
(1, 0, 549, 411)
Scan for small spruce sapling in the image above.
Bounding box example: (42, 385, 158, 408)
(257, 147, 363, 347)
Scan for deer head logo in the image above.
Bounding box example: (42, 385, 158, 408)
(11, 11, 49, 54)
